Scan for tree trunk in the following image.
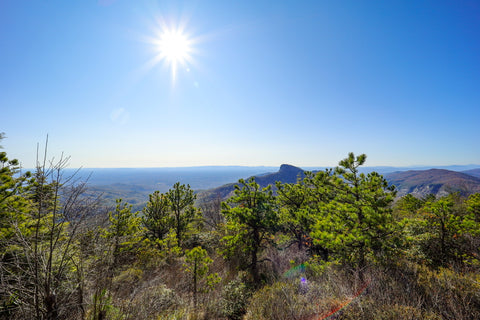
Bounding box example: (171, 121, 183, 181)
(251, 229, 260, 286)
(193, 260, 197, 308)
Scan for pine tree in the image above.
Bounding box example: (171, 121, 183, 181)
(311, 153, 398, 279)
(221, 178, 278, 285)
(276, 172, 332, 259)
(166, 182, 198, 247)
(183, 246, 220, 308)
(104, 199, 142, 267)
(142, 190, 172, 242)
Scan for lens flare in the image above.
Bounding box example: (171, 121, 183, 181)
(283, 263, 306, 278)
(316, 280, 370, 320)
(283, 263, 371, 320)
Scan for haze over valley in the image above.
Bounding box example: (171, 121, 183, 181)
(64, 163, 480, 209)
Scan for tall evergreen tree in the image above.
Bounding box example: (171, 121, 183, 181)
(312, 153, 398, 279)
(0, 146, 31, 248)
(104, 199, 141, 267)
(276, 172, 333, 260)
(221, 178, 278, 285)
(276, 178, 312, 250)
(166, 182, 198, 247)
(183, 246, 220, 308)
(142, 190, 172, 242)
(419, 193, 480, 267)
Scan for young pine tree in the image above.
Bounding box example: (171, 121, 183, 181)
(104, 199, 142, 267)
(312, 153, 398, 279)
(221, 178, 279, 286)
(183, 246, 220, 308)
(142, 190, 172, 242)
(166, 182, 198, 247)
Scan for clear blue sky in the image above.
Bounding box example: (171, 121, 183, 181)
(1, 0, 479, 168)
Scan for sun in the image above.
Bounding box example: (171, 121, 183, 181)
(152, 26, 193, 81)
(142, 16, 201, 84)
(159, 29, 190, 63)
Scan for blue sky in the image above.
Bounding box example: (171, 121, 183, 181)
(1, 0, 479, 168)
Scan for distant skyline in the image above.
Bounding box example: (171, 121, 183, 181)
(1, 0, 479, 168)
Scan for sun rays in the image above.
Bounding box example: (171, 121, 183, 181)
(153, 26, 193, 81)
(144, 17, 198, 84)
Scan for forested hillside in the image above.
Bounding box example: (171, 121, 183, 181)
(1, 143, 480, 319)
(463, 168, 480, 179)
(385, 169, 480, 197)
(196, 164, 305, 203)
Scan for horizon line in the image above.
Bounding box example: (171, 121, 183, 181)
(20, 163, 480, 171)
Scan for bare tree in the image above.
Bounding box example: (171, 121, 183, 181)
(198, 194, 224, 231)
(1, 138, 102, 319)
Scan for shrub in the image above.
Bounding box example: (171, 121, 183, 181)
(220, 276, 252, 320)
(112, 267, 143, 296)
(416, 266, 480, 319)
(125, 284, 180, 320)
(86, 289, 124, 320)
(245, 281, 317, 320)
(340, 299, 442, 320)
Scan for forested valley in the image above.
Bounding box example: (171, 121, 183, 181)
(1, 140, 480, 319)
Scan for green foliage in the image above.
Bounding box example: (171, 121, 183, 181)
(221, 178, 279, 284)
(220, 276, 252, 320)
(464, 193, 480, 235)
(276, 177, 316, 252)
(137, 232, 182, 267)
(183, 246, 220, 307)
(415, 265, 480, 319)
(393, 194, 426, 218)
(395, 192, 480, 269)
(2, 142, 480, 320)
(184, 246, 213, 284)
(103, 199, 142, 268)
(140, 182, 201, 258)
(311, 153, 399, 273)
(1, 143, 102, 320)
(142, 190, 172, 241)
(87, 289, 123, 320)
(421, 195, 458, 264)
(413, 193, 480, 267)
(106, 199, 141, 240)
(0, 149, 32, 245)
(276, 169, 338, 260)
(157, 231, 183, 258)
(166, 182, 199, 247)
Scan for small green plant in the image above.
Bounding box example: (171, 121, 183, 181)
(87, 289, 123, 320)
(220, 275, 252, 320)
(183, 246, 221, 308)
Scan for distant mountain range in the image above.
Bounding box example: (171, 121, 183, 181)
(198, 165, 480, 202)
(197, 164, 306, 202)
(70, 166, 278, 208)
(66, 164, 480, 207)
